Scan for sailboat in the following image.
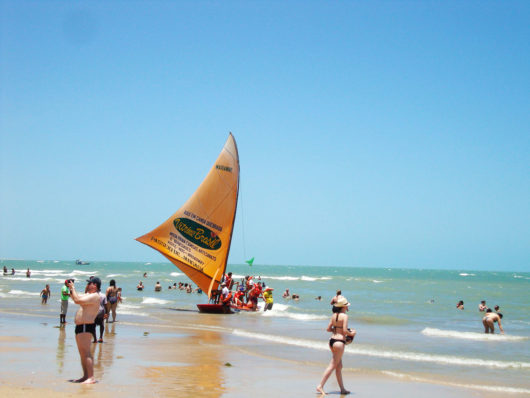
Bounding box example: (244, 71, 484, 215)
(136, 133, 239, 314)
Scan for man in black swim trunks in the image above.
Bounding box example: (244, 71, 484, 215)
(68, 277, 100, 384)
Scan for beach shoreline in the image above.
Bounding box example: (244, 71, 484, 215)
(1, 261, 528, 396)
(0, 309, 506, 398)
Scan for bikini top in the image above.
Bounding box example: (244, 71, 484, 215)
(332, 313, 345, 332)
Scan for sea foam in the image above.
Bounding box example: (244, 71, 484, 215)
(301, 276, 332, 281)
(142, 297, 170, 305)
(261, 303, 327, 321)
(231, 329, 530, 370)
(7, 277, 54, 282)
(30, 269, 67, 276)
(382, 371, 530, 394)
(264, 276, 299, 281)
(8, 289, 40, 296)
(118, 306, 149, 316)
(119, 303, 143, 310)
(262, 311, 328, 321)
(421, 327, 528, 342)
(68, 270, 96, 276)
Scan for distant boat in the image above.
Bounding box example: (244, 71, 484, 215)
(136, 133, 239, 314)
(75, 259, 90, 265)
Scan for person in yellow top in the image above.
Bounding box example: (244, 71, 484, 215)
(263, 287, 274, 311)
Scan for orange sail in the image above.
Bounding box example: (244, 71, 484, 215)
(136, 133, 239, 297)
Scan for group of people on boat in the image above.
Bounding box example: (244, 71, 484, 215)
(209, 273, 275, 311)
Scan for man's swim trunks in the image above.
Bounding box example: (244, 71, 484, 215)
(61, 300, 68, 315)
(75, 323, 96, 335)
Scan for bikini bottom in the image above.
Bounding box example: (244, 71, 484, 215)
(329, 338, 346, 348)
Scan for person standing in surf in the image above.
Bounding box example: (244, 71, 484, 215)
(482, 310, 504, 334)
(330, 290, 344, 306)
(93, 285, 107, 343)
(60, 280, 70, 324)
(40, 284, 51, 304)
(105, 279, 119, 323)
(263, 287, 274, 311)
(317, 296, 356, 396)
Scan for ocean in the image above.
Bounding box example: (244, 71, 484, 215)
(1, 259, 529, 395)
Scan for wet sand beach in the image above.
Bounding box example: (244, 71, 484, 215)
(0, 309, 499, 398)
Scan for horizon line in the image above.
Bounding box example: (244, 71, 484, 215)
(0, 258, 528, 274)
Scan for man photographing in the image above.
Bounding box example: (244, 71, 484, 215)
(60, 279, 71, 324)
(68, 277, 100, 384)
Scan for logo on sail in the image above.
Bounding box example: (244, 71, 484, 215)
(216, 164, 232, 172)
(173, 218, 222, 250)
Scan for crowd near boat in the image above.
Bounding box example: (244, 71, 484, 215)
(140, 271, 276, 312)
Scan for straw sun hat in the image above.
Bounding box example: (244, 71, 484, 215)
(334, 297, 350, 307)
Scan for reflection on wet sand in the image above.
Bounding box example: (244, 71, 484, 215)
(141, 315, 227, 398)
(92, 322, 116, 380)
(56, 326, 66, 374)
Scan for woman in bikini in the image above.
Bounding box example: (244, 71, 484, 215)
(316, 296, 356, 395)
(105, 279, 119, 323)
(482, 310, 504, 334)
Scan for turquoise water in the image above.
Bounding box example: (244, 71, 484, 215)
(1, 259, 529, 393)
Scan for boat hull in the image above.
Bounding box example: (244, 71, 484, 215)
(197, 303, 233, 314)
(230, 304, 259, 312)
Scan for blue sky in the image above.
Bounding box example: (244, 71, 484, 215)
(1, 1, 528, 271)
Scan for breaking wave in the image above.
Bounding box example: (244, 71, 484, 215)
(232, 330, 530, 370)
(421, 328, 528, 342)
